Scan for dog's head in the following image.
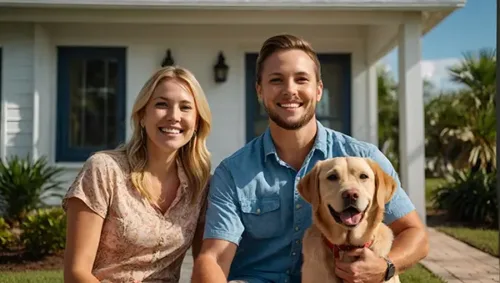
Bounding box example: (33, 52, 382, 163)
(298, 157, 397, 230)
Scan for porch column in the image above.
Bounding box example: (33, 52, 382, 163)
(397, 18, 426, 225)
(367, 64, 378, 146)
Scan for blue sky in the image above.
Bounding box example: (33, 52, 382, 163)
(381, 0, 496, 90)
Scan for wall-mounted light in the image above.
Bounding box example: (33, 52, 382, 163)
(213, 51, 229, 83)
(161, 49, 175, 67)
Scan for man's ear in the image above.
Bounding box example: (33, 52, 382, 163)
(297, 161, 322, 208)
(368, 159, 397, 209)
(316, 80, 323, 102)
(256, 82, 262, 102)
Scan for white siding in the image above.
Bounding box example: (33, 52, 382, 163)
(0, 23, 34, 158)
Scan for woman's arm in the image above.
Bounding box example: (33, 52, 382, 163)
(63, 198, 105, 283)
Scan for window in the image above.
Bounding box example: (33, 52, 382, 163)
(56, 47, 126, 162)
(245, 53, 351, 143)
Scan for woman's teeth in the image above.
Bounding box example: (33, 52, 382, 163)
(159, 128, 181, 134)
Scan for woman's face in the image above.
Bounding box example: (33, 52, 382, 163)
(142, 78, 198, 156)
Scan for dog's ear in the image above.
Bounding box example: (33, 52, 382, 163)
(368, 160, 397, 208)
(297, 161, 322, 207)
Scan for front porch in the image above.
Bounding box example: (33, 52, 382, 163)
(0, 6, 449, 221)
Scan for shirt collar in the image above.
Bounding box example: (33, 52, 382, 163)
(263, 120, 328, 162)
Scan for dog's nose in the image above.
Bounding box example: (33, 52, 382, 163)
(342, 189, 359, 201)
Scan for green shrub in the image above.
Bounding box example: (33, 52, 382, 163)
(0, 216, 16, 250)
(20, 207, 66, 258)
(432, 169, 497, 227)
(0, 155, 65, 226)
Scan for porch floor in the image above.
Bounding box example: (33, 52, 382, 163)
(421, 227, 499, 283)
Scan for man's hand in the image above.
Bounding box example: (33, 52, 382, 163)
(334, 248, 387, 283)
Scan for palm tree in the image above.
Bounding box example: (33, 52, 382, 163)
(438, 48, 496, 172)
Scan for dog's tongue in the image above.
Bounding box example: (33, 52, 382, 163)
(340, 211, 362, 225)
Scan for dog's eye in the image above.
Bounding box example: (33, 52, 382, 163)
(327, 174, 338, 181)
(360, 173, 369, 179)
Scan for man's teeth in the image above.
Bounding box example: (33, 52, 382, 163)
(160, 128, 181, 134)
(280, 103, 300, 108)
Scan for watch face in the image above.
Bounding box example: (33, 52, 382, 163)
(385, 259, 396, 280)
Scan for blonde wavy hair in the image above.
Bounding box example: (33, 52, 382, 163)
(113, 66, 212, 204)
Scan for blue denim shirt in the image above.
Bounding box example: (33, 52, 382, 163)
(203, 121, 415, 283)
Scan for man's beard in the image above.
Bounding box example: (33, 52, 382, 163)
(262, 101, 316, 130)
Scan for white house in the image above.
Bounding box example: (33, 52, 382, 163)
(0, 0, 465, 224)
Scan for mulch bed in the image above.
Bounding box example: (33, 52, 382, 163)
(0, 246, 64, 272)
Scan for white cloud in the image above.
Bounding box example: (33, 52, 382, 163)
(377, 56, 463, 91)
(420, 58, 462, 90)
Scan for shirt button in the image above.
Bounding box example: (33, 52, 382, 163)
(295, 240, 300, 244)
(295, 204, 302, 209)
(286, 269, 290, 274)
(292, 252, 296, 256)
(295, 226, 299, 231)
(256, 208, 261, 214)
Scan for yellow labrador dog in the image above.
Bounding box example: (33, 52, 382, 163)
(297, 157, 400, 283)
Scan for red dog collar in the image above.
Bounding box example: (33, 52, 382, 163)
(323, 235, 373, 259)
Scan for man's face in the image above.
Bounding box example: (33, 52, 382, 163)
(256, 49, 323, 130)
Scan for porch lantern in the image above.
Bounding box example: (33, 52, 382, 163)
(161, 49, 175, 67)
(214, 52, 229, 83)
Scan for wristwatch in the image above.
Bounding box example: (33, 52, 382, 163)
(383, 257, 396, 281)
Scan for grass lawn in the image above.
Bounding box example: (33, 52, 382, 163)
(400, 263, 445, 283)
(435, 226, 499, 257)
(0, 264, 443, 283)
(425, 177, 446, 208)
(0, 270, 63, 283)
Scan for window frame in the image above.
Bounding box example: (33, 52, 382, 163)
(55, 46, 127, 162)
(245, 53, 351, 143)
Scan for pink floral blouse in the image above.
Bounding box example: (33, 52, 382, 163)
(62, 151, 208, 283)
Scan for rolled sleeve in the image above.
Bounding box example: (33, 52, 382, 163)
(203, 162, 244, 245)
(369, 146, 415, 225)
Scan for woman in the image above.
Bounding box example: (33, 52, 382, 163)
(62, 66, 212, 283)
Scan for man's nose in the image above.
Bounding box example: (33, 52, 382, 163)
(283, 80, 298, 96)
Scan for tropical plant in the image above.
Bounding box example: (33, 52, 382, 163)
(0, 155, 65, 226)
(377, 65, 400, 172)
(0, 216, 16, 250)
(432, 168, 497, 227)
(20, 207, 66, 258)
(440, 48, 496, 171)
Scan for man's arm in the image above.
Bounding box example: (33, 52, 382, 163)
(387, 211, 429, 274)
(371, 147, 429, 274)
(191, 162, 245, 283)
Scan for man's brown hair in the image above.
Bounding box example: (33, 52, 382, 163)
(255, 34, 321, 84)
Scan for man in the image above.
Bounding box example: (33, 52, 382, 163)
(192, 34, 428, 283)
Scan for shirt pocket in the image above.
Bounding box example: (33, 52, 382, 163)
(240, 196, 282, 239)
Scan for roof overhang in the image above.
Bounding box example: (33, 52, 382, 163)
(0, 0, 466, 10)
